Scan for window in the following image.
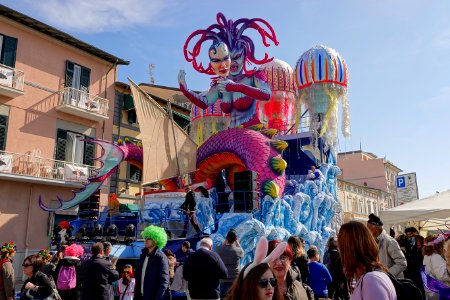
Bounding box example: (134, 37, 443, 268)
(55, 129, 95, 165)
(128, 164, 142, 182)
(0, 114, 8, 151)
(0, 105, 9, 150)
(127, 109, 137, 124)
(0, 33, 18, 67)
(65, 61, 91, 92)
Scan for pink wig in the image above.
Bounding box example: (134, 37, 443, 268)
(65, 244, 84, 257)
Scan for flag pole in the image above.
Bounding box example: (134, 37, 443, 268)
(167, 101, 181, 187)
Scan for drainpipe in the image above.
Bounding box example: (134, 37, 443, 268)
(24, 184, 33, 270)
(102, 59, 119, 140)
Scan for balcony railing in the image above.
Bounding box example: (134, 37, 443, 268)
(57, 87, 109, 121)
(0, 63, 25, 97)
(0, 150, 96, 183)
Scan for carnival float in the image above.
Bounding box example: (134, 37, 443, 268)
(39, 12, 350, 262)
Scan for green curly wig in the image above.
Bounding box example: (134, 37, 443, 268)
(141, 225, 167, 249)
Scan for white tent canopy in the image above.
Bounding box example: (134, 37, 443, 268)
(379, 189, 450, 225)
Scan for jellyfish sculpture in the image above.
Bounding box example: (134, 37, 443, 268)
(258, 59, 296, 133)
(294, 45, 350, 152)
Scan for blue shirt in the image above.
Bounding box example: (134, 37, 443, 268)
(307, 261, 333, 297)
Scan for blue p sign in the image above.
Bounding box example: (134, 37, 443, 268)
(396, 177, 405, 188)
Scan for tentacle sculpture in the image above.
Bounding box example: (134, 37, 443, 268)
(194, 126, 287, 198)
(38, 140, 139, 211)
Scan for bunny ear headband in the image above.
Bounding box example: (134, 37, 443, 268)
(243, 237, 288, 279)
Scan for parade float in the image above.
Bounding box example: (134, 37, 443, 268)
(39, 12, 350, 262)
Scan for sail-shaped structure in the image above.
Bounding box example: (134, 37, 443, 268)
(128, 79, 198, 186)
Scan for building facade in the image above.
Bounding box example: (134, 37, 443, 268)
(0, 4, 127, 271)
(337, 178, 391, 223)
(337, 150, 402, 221)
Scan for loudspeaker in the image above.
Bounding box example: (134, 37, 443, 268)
(234, 191, 259, 212)
(234, 171, 259, 191)
(78, 190, 100, 220)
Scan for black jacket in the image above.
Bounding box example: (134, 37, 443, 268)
(180, 191, 196, 212)
(20, 271, 53, 300)
(54, 256, 82, 300)
(79, 255, 119, 300)
(134, 247, 171, 300)
(183, 248, 228, 299)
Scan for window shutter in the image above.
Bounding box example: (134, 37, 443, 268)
(65, 61, 75, 87)
(55, 129, 67, 161)
(80, 66, 91, 92)
(1, 36, 17, 68)
(128, 164, 142, 182)
(83, 141, 95, 166)
(0, 115, 8, 151)
(128, 109, 137, 124)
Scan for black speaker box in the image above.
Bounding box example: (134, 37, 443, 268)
(234, 171, 259, 191)
(234, 191, 259, 212)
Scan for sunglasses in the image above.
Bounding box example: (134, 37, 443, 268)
(22, 263, 32, 267)
(258, 278, 277, 288)
(275, 255, 289, 262)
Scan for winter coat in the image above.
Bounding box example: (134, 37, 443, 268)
(0, 259, 14, 300)
(376, 230, 407, 278)
(79, 255, 119, 300)
(54, 256, 82, 300)
(19, 271, 53, 300)
(285, 268, 309, 300)
(134, 247, 170, 300)
(183, 247, 227, 299)
(424, 252, 450, 299)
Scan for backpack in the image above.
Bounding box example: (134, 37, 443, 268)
(57, 265, 77, 290)
(362, 270, 424, 300)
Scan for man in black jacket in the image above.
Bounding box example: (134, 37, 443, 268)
(179, 187, 202, 238)
(80, 242, 119, 300)
(183, 237, 228, 300)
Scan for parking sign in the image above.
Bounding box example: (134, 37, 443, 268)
(396, 172, 419, 204)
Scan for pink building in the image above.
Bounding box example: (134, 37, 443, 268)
(0, 3, 128, 268)
(337, 150, 402, 209)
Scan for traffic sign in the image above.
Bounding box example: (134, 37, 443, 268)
(396, 172, 419, 204)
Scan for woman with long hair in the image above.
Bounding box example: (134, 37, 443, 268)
(287, 236, 309, 283)
(117, 264, 135, 300)
(423, 234, 450, 300)
(337, 221, 396, 300)
(227, 263, 280, 300)
(268, 240, 309, 300)
(19, 254, 56, 300)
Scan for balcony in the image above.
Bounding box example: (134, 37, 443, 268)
(56, 87, 109, 121)
(0, 150, 96, 186)
(0, 63, 25, 98)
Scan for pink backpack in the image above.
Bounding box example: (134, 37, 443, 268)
(57, 265, 77, 290)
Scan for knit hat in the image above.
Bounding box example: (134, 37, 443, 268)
(368, 213, 383, 226)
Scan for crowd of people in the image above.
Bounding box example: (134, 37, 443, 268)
(2, 213, 450, 300)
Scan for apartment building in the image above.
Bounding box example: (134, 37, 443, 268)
(110, 82, 191, 201)
(337, 178, 391, 222)
(0, 4, 128, 258)
(337, 150, 402, 221)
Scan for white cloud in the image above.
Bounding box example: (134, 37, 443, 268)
(22, 0, 172, 33)
(435, 29, 450, 48)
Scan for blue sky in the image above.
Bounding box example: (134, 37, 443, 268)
(2, 0, 450, 198)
